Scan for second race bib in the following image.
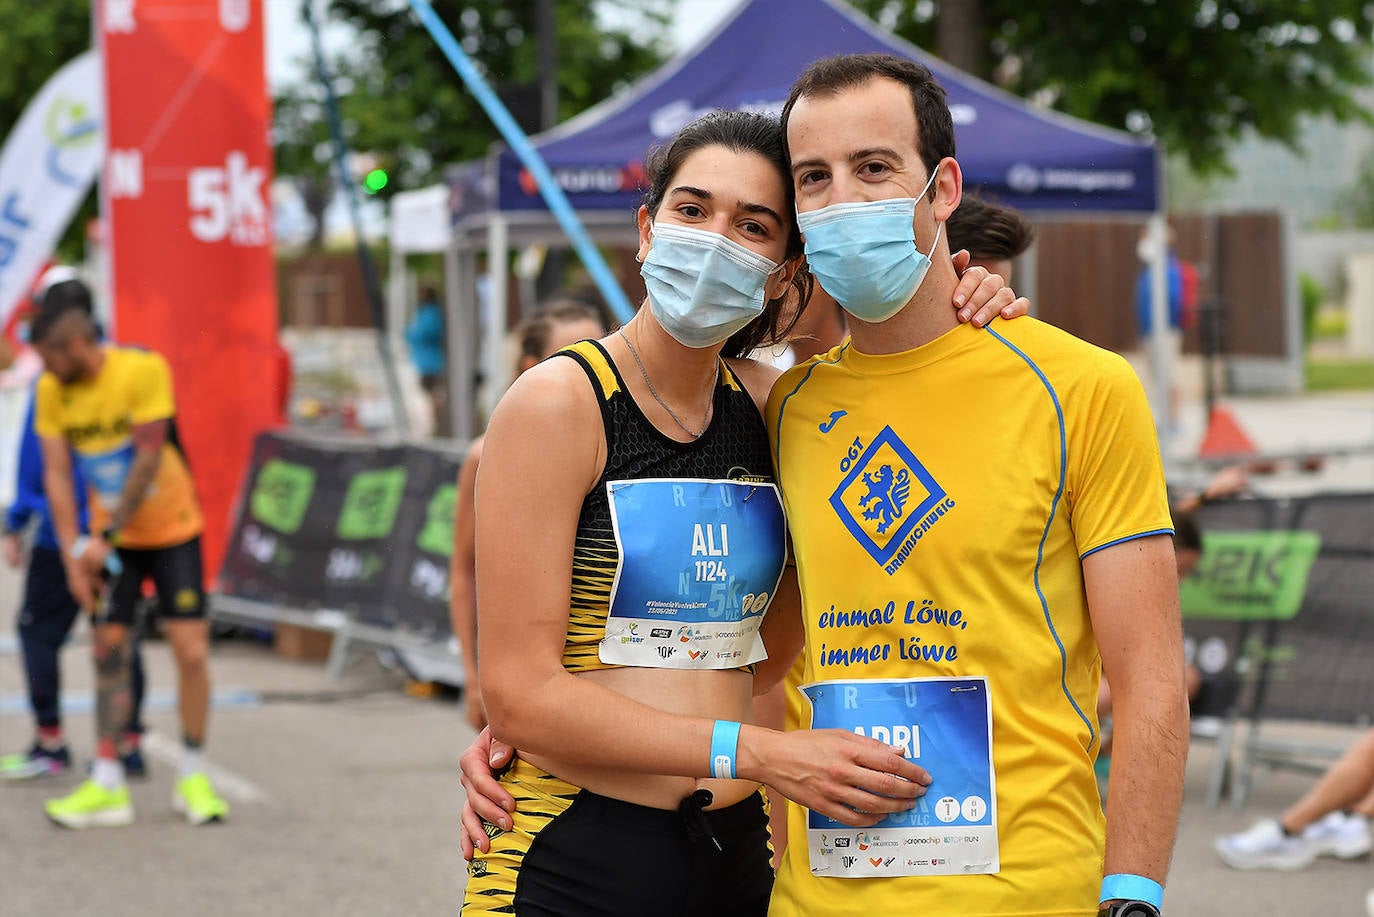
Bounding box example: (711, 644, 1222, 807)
(801, 676, 999, 878)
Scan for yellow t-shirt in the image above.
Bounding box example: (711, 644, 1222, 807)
(765, 318, 1171, 917)
(35, 346, 204, 549)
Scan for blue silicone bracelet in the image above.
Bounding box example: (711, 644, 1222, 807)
(1099, 874, 1163, 908)
(710, 720, 742, 780)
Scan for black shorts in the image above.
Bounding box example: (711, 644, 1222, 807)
(463, 759, 774, 916)
(106, 536, 205, 626)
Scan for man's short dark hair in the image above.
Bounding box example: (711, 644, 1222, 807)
(781, 53, 956, 186)
(29, 300, 97, 347)
(946, 194, 1036, 261)
(38, 279, 94, 316)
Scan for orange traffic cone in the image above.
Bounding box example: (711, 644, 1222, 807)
(1198, 405, 1258, 460)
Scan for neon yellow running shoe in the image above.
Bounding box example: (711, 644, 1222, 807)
(45, 779, 134, 829)
(173, 772, 229, 825)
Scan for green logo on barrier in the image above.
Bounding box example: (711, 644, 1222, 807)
(250, 459, 317, 534)
(417, 484, 456, 557)
(1180, 530, 1322, 621)
(337, 467, 408, 540)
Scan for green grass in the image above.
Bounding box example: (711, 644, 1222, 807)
(1307, 358, 1374, 391)
(1312, 310, 1349, 340)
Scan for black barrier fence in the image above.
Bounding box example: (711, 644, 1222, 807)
(1178, 491, 1374, 808)
(1184, 493, 1374, 726)
(219, 432, 463, 646)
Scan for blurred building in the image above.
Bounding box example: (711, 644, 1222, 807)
(1171, 83, 1374, 230)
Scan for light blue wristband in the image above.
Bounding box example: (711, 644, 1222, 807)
(1099, 874, 1163, 908)
(710, 720, 742, 779)
(68, 535, 90, 561)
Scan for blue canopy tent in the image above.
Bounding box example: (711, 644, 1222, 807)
(435, 0, 1172, 440)
(493, 0, 1158, 215)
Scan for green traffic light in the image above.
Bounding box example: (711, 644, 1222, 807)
(364, 168, 389, 194)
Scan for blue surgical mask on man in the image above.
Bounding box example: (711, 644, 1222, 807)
(797, 165, 943, 324)
(639, 222, 783, 349)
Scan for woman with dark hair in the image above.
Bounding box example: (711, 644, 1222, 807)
(460, 110, 1023, 915)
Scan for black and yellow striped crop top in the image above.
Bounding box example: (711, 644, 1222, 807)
(556, 340, 785, 675)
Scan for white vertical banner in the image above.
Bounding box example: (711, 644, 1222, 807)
(0, 51, 103, 325)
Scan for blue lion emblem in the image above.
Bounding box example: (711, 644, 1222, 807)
(858, 465, 911, 535)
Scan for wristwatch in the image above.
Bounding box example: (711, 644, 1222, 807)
(1098, 903, 1161, 917)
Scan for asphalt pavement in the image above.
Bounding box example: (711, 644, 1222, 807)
(0, 598, 467, 915)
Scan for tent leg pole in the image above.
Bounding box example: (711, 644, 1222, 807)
(483, 216, 510, 422)
(388, 248, 407, 371)
(1146, 213, 1173, 447)
(446, 241, 473, 443)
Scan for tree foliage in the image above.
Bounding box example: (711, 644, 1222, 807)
(848, 0, 1374, 175)
(0, 0, 95, 258)
(273, 0, 672, 243)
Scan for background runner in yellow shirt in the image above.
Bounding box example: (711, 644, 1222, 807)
(30, 283, 228, 829)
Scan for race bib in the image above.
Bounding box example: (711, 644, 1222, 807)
(801, 676, 998, 878)
(78, 442, 136, 511)
(599, 478, 785, 669)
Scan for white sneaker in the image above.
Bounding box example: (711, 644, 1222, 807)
(1303, 812, 1372, 859)
(1215, 819, 1317, 870)
(1364, 888, 1373, 917)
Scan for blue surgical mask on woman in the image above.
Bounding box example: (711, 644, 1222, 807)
(796, 165, 942, 324)
(639, 222, 782, 349)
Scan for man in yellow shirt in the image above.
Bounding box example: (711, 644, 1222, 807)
(763, 54, 1187, 917)
(30, 282, 228, 829)
(765, 192, 1040, 863)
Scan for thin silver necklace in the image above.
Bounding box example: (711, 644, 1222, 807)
(619, 328, 718, 440)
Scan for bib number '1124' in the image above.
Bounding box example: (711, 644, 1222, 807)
(600, 478, 785, 669)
